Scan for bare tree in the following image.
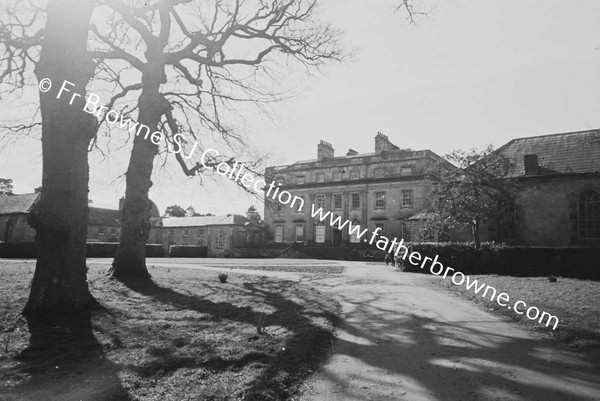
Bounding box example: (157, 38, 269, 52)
(426, 146, 520, 247)
(1, 0, 100, 317)
(84, 0, 344, 279)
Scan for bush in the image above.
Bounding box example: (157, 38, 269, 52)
(0, 242, 164, 258)
(169, 245, 208, 257)
(218, 273, 228, 283)
(397, 242, 600, 280)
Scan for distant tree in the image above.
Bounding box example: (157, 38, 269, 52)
(246, 205, 262, 225)
(186, 206, 200, 217)
(0, 178, 13, 195)
(34, 186, 42, 194)
(426, 146, 519, 247)
(164, 205, 186, 217)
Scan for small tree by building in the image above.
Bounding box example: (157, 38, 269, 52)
(246, 205, 262, 225)
(426, 146, 519, 247)
(0, 178, 13, 195)
(164, 205, 186, 217)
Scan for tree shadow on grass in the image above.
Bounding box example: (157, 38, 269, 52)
(120, 277, 338, 400)
(5, 312, 130, 401)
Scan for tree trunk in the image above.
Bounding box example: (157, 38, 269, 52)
(110, 65, 165, 279)
(24, 0, 98, 318)
(473, 217, 481, 248)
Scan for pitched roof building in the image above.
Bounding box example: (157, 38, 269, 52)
(485, 129, 600, 246)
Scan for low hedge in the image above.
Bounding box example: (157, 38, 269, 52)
(396, 242, 600, 280)
(0, 242, 164, 258)
(169, 245, 208, 257)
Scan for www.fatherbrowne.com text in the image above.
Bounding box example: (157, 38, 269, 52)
(40, 77, 560, 330)
(309, 204, 560, 330)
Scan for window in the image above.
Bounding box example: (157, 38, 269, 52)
(98, 227, 105, 237)
(315, 221, 325, 243)
(184, 228, 189, 237)
(350, 219, 361, 243)
(579, 191, 600, 239)
(402, 222, 411, 241)
(350, 170, 360, 180)
(294, 196, 304, 212)
(333, 194, 342, 209)
(401, 166, 412, 176)
(169, 229, 174, 236)
(401, 189, 413, 208)
(351, 193, 360, 209)
(333, 171, 342, 181)
(295, 225, 305, 243)
(315, 194, 325, 209)
(375, 191, 386, 209)
(374, 169, 385, 178)
(296, 175, 305, 185)
(274, 225, 284, 243)
(110, 228, 117, 236)
(198, 227, 205, 237)
(375, 223, 385, 236)
(316, 173, 325, 183)
(216, 229, 225, 248)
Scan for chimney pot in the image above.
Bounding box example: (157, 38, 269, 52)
(317, 140, 334, 160)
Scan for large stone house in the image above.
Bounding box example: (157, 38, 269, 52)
(484, 129, 600, 246)
(160, 214, 263, 257)
(263, 133, 448, 246)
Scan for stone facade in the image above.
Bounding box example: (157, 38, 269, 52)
(483, 130, 600, 246)
(161, 215, 263, 257)
(263, 133, 447, 246)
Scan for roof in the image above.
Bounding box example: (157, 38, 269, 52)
(495, 129, 600, 177)
(161, 214, 251, 228)
(88, 207, 121, 226)
(0, 193, 39, 214)
(407, 208, 436, 221)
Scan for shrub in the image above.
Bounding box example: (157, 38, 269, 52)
(169, 245, 208, 257)
(218, 273, 228, 283)
(0, 242, 164, 258)
(396, 242, 600, 280)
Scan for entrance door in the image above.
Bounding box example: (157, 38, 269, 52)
(332, 228, 342, 247)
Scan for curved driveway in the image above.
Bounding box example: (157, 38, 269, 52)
(100, 258, 600, 400)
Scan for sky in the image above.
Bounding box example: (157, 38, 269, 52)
(1, 0, 599, 217)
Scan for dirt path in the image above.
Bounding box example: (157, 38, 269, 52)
(294, 261, 600, 401)
(93, 258, 600, 400)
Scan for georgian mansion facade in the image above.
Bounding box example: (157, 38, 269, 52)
(263, 133, 448, 246)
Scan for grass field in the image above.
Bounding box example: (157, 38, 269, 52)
(0, 261, 340, 401)
(425, 273, 600, 360)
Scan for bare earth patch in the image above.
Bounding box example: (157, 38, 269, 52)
(424, 273, 600, 360)
(0, 260, 340, 401)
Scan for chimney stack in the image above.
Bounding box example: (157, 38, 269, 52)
(317, 140, 334, 160)
(524, 154, 539, 175)
(375, 132, 398, 153)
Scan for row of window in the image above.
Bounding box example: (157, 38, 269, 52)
(274, 221, 397, 244)
(97, 227, 118, 237)
(278, 166, 414, 185)
(276, 190, 414, 213)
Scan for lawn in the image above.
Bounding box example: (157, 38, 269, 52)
(425, 273, 600, 360)
(0, 261, 340, 401)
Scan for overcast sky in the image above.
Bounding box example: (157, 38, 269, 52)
(1, 0, 599, 217)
